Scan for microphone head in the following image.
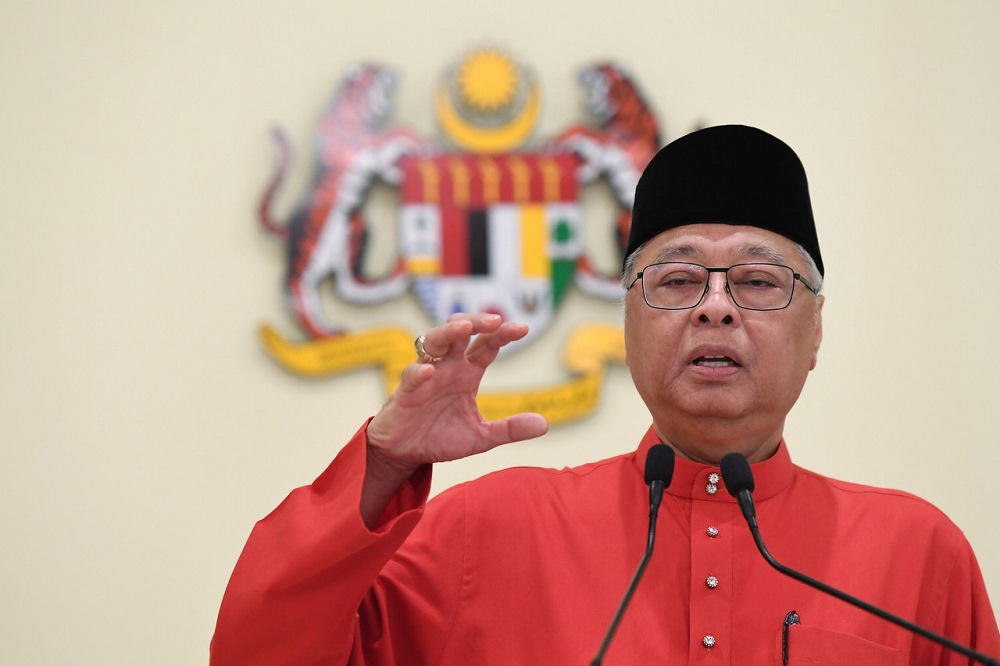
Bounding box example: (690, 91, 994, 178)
(720, 452, 755, 497)
(644, 444, 675, 486)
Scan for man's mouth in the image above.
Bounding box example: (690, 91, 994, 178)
(693, 355, 740, 368)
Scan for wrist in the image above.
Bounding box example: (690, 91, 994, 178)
(365, 442, 423, 487)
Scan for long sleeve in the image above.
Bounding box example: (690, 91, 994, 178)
(929, 536, 1000, 665)
(209, 421, 438, 665)
(209, 427, 1000, 665)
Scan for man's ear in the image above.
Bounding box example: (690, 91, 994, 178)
(809, 295, 824, 371)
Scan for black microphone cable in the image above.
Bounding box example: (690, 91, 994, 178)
(720, 452, 1000, 666)
(591, 444, 675, 666)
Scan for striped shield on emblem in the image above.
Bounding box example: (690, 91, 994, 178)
(400, 153, 582, 345)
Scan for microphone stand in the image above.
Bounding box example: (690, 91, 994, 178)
(749, 518, 999, 664)
(721, 453, 1000, 666)
(591, 444, 673, 666)
(590, 478, 664, 666)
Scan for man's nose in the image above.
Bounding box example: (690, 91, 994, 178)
(691, 273, 740, 325)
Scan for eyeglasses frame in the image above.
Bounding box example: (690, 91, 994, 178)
(627, 262, 821, 312)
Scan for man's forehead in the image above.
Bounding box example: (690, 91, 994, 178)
(644, 225, 795, 264)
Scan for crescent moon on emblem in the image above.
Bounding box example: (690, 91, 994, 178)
(435, 81, 541, 154)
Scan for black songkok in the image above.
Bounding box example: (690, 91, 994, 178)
(625, 125, 823, 276)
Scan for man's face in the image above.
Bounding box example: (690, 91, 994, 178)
(624, 223, 824, 463)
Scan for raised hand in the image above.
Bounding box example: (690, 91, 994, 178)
(360, 313, 548, 525)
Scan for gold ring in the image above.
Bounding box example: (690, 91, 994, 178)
(414, 335, 444, 363)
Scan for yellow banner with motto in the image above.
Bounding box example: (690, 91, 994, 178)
(259, 323, 626, 424)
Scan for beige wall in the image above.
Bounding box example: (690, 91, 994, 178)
(2, 1, 999, 662)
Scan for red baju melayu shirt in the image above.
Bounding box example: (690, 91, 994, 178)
(211, 424, 1000, 665)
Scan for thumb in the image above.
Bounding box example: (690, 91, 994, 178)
(481, 412, 548, 453)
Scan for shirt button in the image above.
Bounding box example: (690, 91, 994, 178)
(708, 472, 720, 484)
(703, 634, 716, 648)
(705, 483, 718, 495)
(706, 526, 719, 538)
(706, 575, 719, 589)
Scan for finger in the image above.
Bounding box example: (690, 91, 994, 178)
(478, 412, 549, 453)
(445, 312, 505, 337)
(505, 412, 549, 442)
(424, 313, 503, 359)
(446, 311, 502, 326)
(465, 321, 530, 364)
(420, 318, 474, 359)
(394, 360, 437, 398)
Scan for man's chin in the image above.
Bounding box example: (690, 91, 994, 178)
(659, 403, 757, 442)
(671, 388, 750, 419)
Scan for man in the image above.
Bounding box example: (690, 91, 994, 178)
(211, 125, 1000, 664)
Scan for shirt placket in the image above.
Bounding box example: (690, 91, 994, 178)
(689, 469, 734, 664)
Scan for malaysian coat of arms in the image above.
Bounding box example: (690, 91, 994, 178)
(258, 49, 662, 424)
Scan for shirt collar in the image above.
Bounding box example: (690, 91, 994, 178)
(633, 425, 795, 502)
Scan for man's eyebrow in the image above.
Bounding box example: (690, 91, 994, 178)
(738, 243, 787, 264)
(650, 244, 702, 263)
(648, 242, 788, 265)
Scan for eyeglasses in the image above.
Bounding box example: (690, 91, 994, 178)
(628, 262, 820, 311)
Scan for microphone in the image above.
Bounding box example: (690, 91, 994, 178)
(719, 452, 1000, 666)
(591, 444, 675, 666)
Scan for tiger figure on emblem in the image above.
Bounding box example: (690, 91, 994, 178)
(258, 52, 662, 346)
